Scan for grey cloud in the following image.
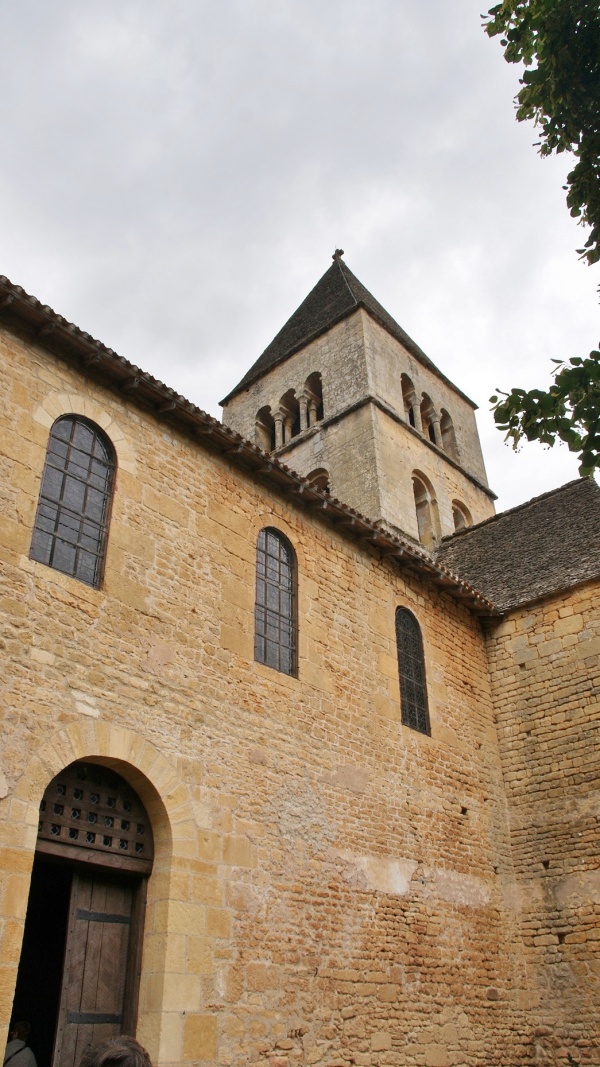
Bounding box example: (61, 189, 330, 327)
(0, 0, 596, 509)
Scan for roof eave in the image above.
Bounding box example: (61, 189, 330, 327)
(0, 275, 498, 618)
(221, 299, 478, 409)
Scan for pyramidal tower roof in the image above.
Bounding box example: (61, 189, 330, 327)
(221, 251, 475, 406)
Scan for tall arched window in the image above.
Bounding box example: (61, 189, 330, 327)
(395, 608, 430, 735)
(279, 389, 301, 444)
(30, 415, 116, 588)
(420, 394, 437, 444)
(254, 528, 297, 676)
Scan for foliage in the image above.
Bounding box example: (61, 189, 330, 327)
(490, 348, 600, 474)
(484, 2, 600, 471)
(483, 0, 600, 265)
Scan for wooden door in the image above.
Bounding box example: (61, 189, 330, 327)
(52, 869, 143, 1067)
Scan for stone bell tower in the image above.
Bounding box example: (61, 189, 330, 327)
(221, 251, 496, 548)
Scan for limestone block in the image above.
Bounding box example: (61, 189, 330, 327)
(205, 907, 231, 939)
(161, 972, 201, 1012)
(156, 1013, 183, 1064)
(222, 835, 257, 869)
(183, 1014, 218, 1061)
(142, 485, 190, 528)
(371, 1032, 392, 1051)
(186, 936, 213, 975)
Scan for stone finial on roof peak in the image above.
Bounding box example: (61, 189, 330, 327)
(220, 253, 476, 409)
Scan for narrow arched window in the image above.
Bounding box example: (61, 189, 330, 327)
(401, 374, 417, 428)
(420, 395, 437, 444)
(30, 415, 115, 588)
(452, 500, 472, 531)
(279, 390, 301, 443)
(440, 409, 459, 461)
(395, 607, 430, 735)
(304, 372, 324, 425)
(412, 472, 440, 550)
(254, 528, 297, 676)
(256, 406, 276, 452)
(306, 468, 330, 493)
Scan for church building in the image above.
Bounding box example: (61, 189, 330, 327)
(0, 254, 598, 1067)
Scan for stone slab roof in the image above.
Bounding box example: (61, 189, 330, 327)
(436, 477, 600, 612)
(220, 254, 476, 407)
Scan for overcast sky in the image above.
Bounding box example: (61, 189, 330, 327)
(1, 1, 597, 512)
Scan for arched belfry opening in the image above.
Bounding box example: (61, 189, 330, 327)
(452, 499, 472, 530)
(401, 374, 417, 429)
(303, 372, 324, 426)
(13, 762, 154, 1067)
(306, 467, 330, 492)
(420, 395, 439, 446)
(412, 472, 441, 549)
(440, 409, 459, 461)
(256, 405, 276, 452)
(278, 389, 301, 444)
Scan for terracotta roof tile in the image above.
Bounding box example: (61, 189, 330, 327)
(0, 273, 497, 617)
(436, 478, 600, 612)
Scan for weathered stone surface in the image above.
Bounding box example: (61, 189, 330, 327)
(486, 581, 600, 1061)
(0, 271, 597, 1067)
(223, 306, 494, 544)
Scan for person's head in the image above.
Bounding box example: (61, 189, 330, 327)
(10, 1022, 30, 1043)
(79, 1037, 152, 1067)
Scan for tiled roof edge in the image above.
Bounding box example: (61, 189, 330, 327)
(439, 476, 595, 546)
(275, 394, 496, 501)
(0, 273, 498, 617)
(491, 573, 600, 616)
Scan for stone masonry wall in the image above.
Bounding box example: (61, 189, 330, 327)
(361, 317, 489, 489)
(223, 310, 494, 545)
(0, 323, 554, 1067)
(272, 402, 495, 544)
(486, 584, 600, 1065)
(372, 409, 496, 542)
(273, 405, 383, 524)
(221, 313, 369, 441)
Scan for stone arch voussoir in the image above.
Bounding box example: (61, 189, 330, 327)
(3, 722, 206, 1065)
(33, 390, 137, 475)
(12, 720, 197, 861)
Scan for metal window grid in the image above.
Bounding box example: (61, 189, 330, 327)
(254, 527, 297, 676)
(396, 607, 430, 735)
(30, 416, 115, 588)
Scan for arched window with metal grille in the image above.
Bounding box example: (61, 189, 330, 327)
(30, 415, 116, 588)
(395, 607, 430, 735)
(254, 527, 297, 676)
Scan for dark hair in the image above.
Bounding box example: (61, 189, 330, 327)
(10, 1023, 31, 1042)
(78, 1037, 153, 1067)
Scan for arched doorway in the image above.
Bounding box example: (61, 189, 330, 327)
(12, 761, 154, 1067)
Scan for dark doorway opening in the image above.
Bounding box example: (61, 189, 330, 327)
(11, 857, 72, 1067)
(13, 762, 155, 1067)
(12, 857, 146, 1067)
